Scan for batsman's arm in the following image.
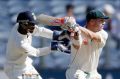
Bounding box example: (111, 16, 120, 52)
(71, 31, 82, 50)
(78, 26, 108, 46)
(96, 30, 108, 47)
(78, 26, 101, 42)
(37, 14, 65, 26)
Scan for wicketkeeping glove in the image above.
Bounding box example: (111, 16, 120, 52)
(51, 41, 71, 54)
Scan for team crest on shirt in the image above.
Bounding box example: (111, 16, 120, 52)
(82, 38, 92, 45)
(82, 38, 88, 45)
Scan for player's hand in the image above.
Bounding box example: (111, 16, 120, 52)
(61, 17, 75, 29)
(51, 41, 71, 54)
(52, 30, 71, 54)
(73, 31, 80, 40)
(53, 30, 70, 41)
(62, 17, 79, 32)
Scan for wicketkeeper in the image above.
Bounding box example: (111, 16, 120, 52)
(4, 11, 71, 79)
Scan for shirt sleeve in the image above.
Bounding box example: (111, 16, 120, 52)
(32, 25, 53, 39)
(20, 39, 51, 57)
(96, 30, 108, 47)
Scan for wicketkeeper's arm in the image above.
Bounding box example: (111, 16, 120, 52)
(32, 25, 53, 39)
(21, 40, 51, 57)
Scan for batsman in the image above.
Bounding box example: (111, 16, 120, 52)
(37, 10, 109, 79)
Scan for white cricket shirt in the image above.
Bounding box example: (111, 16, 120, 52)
(70, 29, 108, 72)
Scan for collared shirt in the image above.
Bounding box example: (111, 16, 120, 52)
(70, 29, 108, 72)
(6, 24, 53, 65)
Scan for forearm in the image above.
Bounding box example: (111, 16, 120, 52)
(71, 31, 82, 49)
(27, 46, 51, 57)
(37, 14, 64, 26)
(37, 47, 51, 56)
(21, 42, 51, 57)
(71, 39, 81, 49)
(79, 26, 101, 42)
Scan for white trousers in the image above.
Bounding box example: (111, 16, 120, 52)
(4, 63, 42, 79)
(66, 68, 101, 79)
